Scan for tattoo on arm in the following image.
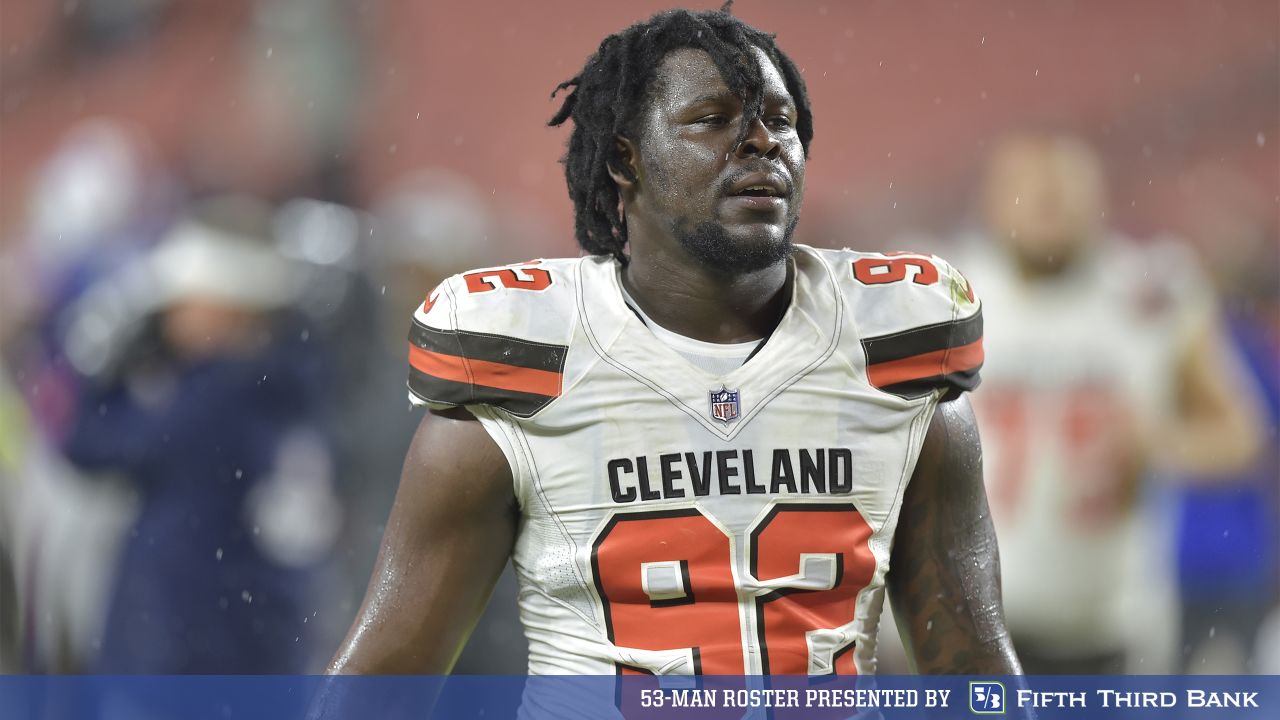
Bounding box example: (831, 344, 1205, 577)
(889, 396, 1023, 675)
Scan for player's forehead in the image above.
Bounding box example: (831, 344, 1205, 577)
(648, 46, 793, 112)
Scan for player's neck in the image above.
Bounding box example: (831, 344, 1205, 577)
(621, 246, 791, 345)
(1008, 236, 1089, 281)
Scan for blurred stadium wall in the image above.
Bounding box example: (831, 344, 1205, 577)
(2, 1, 1275, 251)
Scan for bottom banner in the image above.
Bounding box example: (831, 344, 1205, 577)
(0, 674, 1275, 719)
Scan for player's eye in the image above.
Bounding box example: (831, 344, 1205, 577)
(768, 116, 794, 130)
(694, 114, 730, 127)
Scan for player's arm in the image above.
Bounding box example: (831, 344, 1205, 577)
(1164, 316, 1264, 476)
(887, 395, 1022, 675)
(326, 406, 517, 674)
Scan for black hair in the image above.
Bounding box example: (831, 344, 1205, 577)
(548, 2, 813, 263)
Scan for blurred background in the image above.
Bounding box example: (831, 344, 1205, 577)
(0, 0, 1275, 675)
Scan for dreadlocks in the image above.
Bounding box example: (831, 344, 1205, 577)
(548, 3, 813, 264)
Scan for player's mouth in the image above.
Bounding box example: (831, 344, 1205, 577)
(723, 173, 790, 211)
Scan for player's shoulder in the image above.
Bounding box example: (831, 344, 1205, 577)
(804, 245, 984, 400)
(1098, 233, 1213, 328)
(416, 256, 582, 330)
(407, 257, 584, 417)
(804, 245, 981, 330)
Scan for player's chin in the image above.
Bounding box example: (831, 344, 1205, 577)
(723, 212, 798, 251)
(681, 220, 794, 275)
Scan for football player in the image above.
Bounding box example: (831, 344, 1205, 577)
(329, 6, 1022, 679)
(957, 134, 1264, 672)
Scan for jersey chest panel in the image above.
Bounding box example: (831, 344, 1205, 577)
(506, 326, 933, 676)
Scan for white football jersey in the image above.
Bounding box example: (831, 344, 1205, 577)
(953, 235, 1209, 656)
(407, 245, 983, 676)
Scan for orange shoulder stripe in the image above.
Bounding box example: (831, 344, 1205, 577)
(409, 345, 563, 397)
(867, 338, 984, 388)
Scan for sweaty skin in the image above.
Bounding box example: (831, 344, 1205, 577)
(327, 407, 516, 674)
(888, 396, 1023, 675)
(613, 47, 804, 344)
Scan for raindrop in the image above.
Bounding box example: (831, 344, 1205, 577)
(235, 469, 243, 479)
(1209, 626, 1216, 638)
(300, 329, 310, 342)
(266, 47, 273, 59)
(242, 590, 253, 604)
(1257, 132, 1266, 147)
(215, 548, 223, 561)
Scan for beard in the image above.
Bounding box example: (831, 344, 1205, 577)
(673, 216, 798, 275)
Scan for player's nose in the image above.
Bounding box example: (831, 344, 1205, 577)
(734, 118, 782, 161)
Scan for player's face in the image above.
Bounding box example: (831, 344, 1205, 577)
(629, 47, 805, 274)
(982, 137, 1105, 270)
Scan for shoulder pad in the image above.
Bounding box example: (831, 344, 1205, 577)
(406, 259, 576, 417)
(833, 250, 984, 400)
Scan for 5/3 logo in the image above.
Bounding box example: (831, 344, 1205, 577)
(970, 681, 1006, 715)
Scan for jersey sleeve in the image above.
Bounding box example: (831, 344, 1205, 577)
(405, 266, 570, 417)
(848, 252, 984, 401)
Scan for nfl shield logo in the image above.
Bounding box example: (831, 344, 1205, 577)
(709, 386, 741, 424)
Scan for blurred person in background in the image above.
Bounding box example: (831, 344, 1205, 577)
(953, 133, 1264, 673)
(1168, 165, 1279, 673)
(57, 195, 343, 673)
(0, 295, 24, 672)
(0, 119, 177, 673)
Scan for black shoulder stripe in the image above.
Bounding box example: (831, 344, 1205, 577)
(877, 368, 983, 401)
(861, 309, 983, 366)
(410, 318, 567, 373)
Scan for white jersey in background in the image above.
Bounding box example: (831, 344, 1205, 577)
(952, 234, 1209, 660)
(406, 245, 983, 675)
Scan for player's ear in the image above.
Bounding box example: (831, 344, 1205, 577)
(608, 136, 641, 192)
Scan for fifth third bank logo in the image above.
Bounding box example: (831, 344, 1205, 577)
(969, 682, 1006, 715)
